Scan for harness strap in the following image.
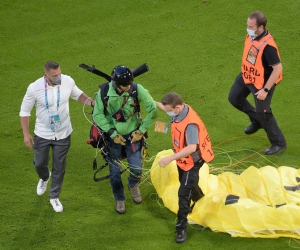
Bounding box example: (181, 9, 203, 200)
(93, 161, 128, 182)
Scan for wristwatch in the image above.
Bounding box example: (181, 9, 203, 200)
(263, 88, 269, 93)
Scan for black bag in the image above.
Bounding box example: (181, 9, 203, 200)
(87, 123, 107, 150)
(87, 123, 127, 182)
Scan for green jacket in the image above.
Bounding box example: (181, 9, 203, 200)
(93, 82, 157, 138)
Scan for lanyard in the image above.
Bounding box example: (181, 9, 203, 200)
(257, 36, 272, 50)
(44, 77, 60, 111)
(250, 33, 272, 51)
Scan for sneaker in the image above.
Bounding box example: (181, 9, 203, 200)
(50, 198, 63, 212)
(129, 185, 142, 204)
(37, 172, 51, 196)
(116, 201, 126, 214)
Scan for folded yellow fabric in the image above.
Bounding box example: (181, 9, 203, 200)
(151, 149, 300, 238)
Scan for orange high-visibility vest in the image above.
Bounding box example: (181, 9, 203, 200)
(241, 33, 282, 89)
(171, 105, 214, 171)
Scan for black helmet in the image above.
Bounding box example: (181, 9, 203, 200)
(111, 66, 133, 86)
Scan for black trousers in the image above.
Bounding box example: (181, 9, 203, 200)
(176, 160, 204, 231)
(228, 73, 286, 147)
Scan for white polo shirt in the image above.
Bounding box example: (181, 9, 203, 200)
(20, 74, 83, 140)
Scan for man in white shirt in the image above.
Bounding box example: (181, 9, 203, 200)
(20, 61, 95, 212)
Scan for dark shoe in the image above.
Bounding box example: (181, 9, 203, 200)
(116, 201, 126, 214)
(129, 185, 142, 204)
(244, 124, 262, 134)
(176, 230, 187, 243)
(264, 145, 287, 155)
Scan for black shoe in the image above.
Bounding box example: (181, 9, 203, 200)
(176, 230, 187, 243)
(264, 145, 287, 155)
(244, 124, 262, 134)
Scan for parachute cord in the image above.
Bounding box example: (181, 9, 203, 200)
(213, 135, 268, 147)
(289, 238, 300, 248)
(209, 146, 283, 175)
(187, 223, 206, 232)
(83, 97, 95, 126)
(149, 193, 166, 209)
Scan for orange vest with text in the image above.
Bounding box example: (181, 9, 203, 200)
(241, 33, 282, 89)
(171, 105, 214, 171)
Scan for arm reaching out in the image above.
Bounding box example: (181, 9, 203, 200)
(155, 101, 166, 112)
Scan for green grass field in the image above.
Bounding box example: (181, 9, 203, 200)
(1, 0, 300, 249)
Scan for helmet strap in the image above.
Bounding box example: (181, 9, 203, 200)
(112, 81, 119, 90)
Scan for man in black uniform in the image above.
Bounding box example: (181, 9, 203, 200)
(228, 11, 286, 155)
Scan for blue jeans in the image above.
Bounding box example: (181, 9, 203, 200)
(106, 132, 142, 201)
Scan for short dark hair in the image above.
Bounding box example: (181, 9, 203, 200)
(44, 61, 60, 71)
(161, 92, 183, 108)
(249, 11, 267, 28)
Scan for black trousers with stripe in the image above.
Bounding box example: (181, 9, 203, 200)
(228, 72, 286, 147)
(176, 160, 204, 231)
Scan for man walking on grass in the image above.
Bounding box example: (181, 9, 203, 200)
(20, 61, 95, 212)
(228, 11, 286, 155)
(93, 65, 157, 214)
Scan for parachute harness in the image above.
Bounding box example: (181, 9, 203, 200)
(83, 99, 149, 182)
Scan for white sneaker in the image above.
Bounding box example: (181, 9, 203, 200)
(50, 198, 63, 212)
(37, 172, 51, 196)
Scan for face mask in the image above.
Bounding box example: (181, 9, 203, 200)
(166, 111, 177, 117)
(47, 74, 61, 85)
(247, 28, 257, 38)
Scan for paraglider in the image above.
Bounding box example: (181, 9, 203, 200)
(151, 149, 300, 239)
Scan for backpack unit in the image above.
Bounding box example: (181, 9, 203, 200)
(87, 123, 107, 149)
(87, 82, 139, 150)
(100, 81, 140, 113)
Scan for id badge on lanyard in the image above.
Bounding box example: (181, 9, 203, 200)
(154, 121, 169, 133)
(44, 77, 61, 132)
(49, 114, 61, 132)
(246, 45, 258, 65)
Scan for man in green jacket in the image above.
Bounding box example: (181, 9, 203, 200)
(93, 65, 157, 214)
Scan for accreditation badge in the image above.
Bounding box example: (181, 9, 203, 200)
(155, 121, 169, 133)
(246, 45, 258, 65)
(49, 114, 61, 131)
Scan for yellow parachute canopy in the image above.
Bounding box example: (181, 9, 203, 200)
(150, 149, 300, 238)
